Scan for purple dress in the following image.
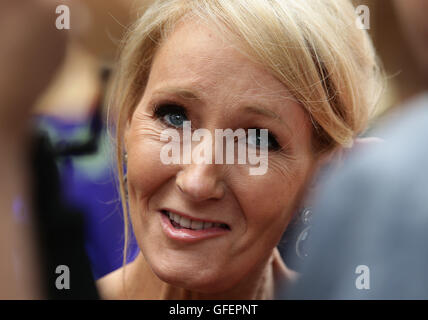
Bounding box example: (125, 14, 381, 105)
(36, 114, 139, 280)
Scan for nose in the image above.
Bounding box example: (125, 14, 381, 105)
(176, 163, 225, 202)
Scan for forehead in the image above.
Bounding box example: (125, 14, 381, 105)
(149, 20, 285, 95)
(145, 20, 311, 136)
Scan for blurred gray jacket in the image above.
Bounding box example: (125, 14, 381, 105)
(283, 93, 428, 299)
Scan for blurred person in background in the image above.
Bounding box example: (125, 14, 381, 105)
(283, 0, 428, 299)
(376, 0, 428, 105)
(351, 0, 427, 116)
(33, 0, 155, 280)
(0, 0, 66, 299)
(0, 0, 149, 298)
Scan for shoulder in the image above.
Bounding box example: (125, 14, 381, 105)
(320, 94, 428, 208)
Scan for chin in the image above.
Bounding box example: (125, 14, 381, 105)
(149, 256, 238, 294)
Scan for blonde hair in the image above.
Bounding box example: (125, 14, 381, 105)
(108, 0, 383, 273)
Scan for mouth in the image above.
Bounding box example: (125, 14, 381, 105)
(158, 209, 231, 243)
(160, 209, 230, 231)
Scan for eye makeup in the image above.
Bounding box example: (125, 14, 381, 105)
(150, 101, 284, 152)
(246, 127, 281, 151)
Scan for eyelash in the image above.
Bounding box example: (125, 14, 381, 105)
(152, 103, 282, 151)
(152, 102, 189, 129)
(249, 127, 281, 151)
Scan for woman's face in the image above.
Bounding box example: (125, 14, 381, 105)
(125, 20, 316, 293)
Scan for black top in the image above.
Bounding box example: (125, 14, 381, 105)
(31, 130, 99, 299)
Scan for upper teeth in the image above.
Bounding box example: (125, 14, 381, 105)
(166, 211, 224, 230)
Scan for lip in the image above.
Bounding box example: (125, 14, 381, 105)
(159, 210, 230, 243)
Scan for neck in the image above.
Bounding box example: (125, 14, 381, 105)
(122, 248, 295, 300)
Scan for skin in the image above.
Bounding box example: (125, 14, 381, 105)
(98, 20, 322, 299)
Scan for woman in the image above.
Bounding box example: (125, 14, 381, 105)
(97, 0, 382, 299)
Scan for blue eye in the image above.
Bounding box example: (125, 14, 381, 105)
(153, 103, 188, 128)
(164, 113, 186, 127)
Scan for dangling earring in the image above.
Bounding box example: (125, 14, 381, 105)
(295, 207, 312, 260)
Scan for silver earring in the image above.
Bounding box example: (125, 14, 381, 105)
(295, 207, 312, 260)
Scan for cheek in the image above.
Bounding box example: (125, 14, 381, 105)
(244, 179, 293, 231)
(127, 144, 164, 196)
(125, 119, 178, 245)
(126, 117, 174, 199)
(126, 136, 162, 234)
(235, 159, 311, 244)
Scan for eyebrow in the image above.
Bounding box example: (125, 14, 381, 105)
(153, 87, 291, 132)
(244, 105, 281, 122)
(243, 105, 291, 134)
(153, 87, 202, 101)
